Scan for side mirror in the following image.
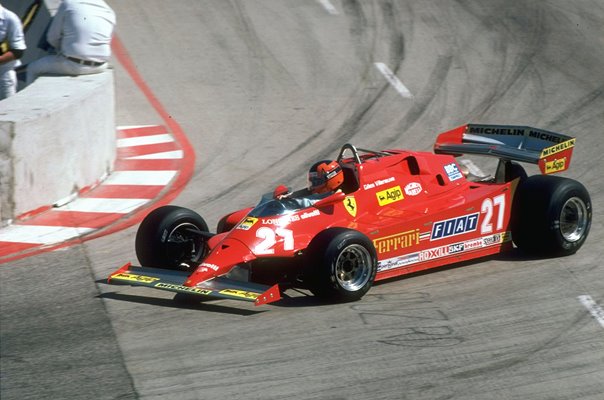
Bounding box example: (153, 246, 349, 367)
(313, 191, 346, 209)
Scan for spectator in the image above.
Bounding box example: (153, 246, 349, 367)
(26, 0, 115, 85)
(0, 3, 26, 100)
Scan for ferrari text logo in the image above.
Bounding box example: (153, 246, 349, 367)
(344, 196, 357, 217)
(373, 229, 420, 254)
(376, 186, 404, 206)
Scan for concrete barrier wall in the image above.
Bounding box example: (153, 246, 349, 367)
(0, 70, 115, 222)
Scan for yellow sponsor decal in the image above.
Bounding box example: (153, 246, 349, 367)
(540, 138, 575, 158)
(237, 217, 258, 230)
(373, 229, 420, 254)
(154, 283, 213, 295)
(344, 196, 357, 217)
(500, 231, 512, 243)
(376, 185, 404, 206)
(545, 158, 566, 174)
(112, 273, 160, 283)
(219, 289, 260, 300)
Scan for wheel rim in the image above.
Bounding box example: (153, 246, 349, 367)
(335, 244, 372, 291)
(166, 222, 205, 265)
(559, 197, 588, 242)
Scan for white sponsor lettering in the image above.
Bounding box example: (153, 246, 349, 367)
(262, 214, 300, 226)
(301, 209, 320, 219)
(200, 263, 219, 271)
(378, 253, 420, 272)
(376, 232, 512, 273)
(363, 177, 396, 190)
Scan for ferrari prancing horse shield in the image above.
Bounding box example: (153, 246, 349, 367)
(344, 196, 357, 217)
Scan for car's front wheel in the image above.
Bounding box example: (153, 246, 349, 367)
(306, 228, 377, 302)
(135, 206, 209, 269)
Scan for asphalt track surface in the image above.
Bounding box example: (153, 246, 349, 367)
(1, 1, 603, 399)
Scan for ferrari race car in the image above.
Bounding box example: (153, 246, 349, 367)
(108, 124, 592, 306)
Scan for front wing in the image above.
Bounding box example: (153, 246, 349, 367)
(108, 263, 281, 306)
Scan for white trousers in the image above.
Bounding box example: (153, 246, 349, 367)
(26, 55, 107, 86)
(0, 69, 17, 100)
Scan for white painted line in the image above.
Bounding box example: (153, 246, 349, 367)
(317, 0, 338, 15)
(578, 295, 604, 328)
(55, 198, 150, 214)
(117, 124, 162, 130)
(0, 225, 94, 244)
(374, 62, 413, 99)
(103, 170, 177, 186)
(117, 134, 174, 148)
(126, 150, 184, 160)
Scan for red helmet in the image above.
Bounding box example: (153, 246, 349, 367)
(308, 160, 344, 194)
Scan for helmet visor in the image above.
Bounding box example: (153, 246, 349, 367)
(308, 171, 326, 189)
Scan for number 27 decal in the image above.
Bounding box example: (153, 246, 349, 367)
(254, 227, 294, 255)
(481, 194, 506, 234)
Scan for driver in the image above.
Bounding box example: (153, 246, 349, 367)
(307, 160, 344, 194)
(273, 160, 344, 199)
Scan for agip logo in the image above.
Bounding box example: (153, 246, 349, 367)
(237, 217, 258, 230)
(545, 158, 566, 174)
(376, 186, 404, 206)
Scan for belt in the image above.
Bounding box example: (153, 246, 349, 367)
(66, 56, 106, 67)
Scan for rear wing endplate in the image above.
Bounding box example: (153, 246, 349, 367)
(434, 124, 576, 174)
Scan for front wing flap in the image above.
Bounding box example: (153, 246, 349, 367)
(108, 263, 281, 306)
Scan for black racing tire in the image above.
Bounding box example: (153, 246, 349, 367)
(504, 161, 528, 182)
(511, 175, 591, 256)
(306, 228, 377, 302)
(135, 206, 209, 269)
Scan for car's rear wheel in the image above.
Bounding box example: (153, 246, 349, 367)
(511, 175, 591, 256)
(135, 206, 209, 269)
(306, 228, 377, 302)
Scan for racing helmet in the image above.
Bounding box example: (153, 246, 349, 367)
(308, 160, 344, 194)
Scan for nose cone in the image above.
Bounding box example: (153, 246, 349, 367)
(185, 238, 256, 287)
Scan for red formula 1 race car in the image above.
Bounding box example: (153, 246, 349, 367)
(108, 124, 592, 306)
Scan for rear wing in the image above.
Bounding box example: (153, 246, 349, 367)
(434, 124, 576, 174)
